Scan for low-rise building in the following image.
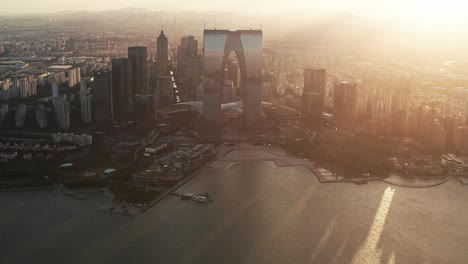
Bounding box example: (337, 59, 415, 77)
(441, 154, 468, 173)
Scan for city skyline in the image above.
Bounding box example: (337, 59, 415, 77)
(2, 3, 468, 264)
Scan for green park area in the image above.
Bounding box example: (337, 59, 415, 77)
(309, 133, 398, 177)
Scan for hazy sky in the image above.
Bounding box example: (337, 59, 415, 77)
(2, 0, 468, 23)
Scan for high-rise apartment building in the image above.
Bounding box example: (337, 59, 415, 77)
(35, 104, 48, 128)
(67, 68, 80, 87)
(51, 82, 70, 131)
(79, 79, 92, 124)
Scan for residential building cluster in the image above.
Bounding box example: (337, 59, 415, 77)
(0, 75, 37, 100)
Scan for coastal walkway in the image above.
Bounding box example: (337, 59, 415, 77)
(380, 173, 451, 188)
(141, 147, 233, 213)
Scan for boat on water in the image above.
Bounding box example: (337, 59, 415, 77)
(192, 193, 213, 203)
(181, 193, 194, 200)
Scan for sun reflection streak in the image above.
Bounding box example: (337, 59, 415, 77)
(307, 216, 338, 262)
(387, 252, 396, 264)
(331, 240, 347, 264)
(352, 187, 395, 264)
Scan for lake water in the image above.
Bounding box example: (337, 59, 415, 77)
(1, 161, 468, 264)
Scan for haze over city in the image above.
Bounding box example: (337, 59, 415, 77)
(3, 0, 468, 23)
(1, 1, 468, 264)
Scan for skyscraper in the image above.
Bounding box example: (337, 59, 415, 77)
(202, 29, 263, 135)
(333, 82, 357, 129)
(177, 35, 200, 100)
(157, 76, 173, 107)
(155, 31, 172, 108)
(303, 68, 326, 94)
(156, 31, 169, 76)
(93, 69, 112, 123)
(128, 46, 148, 95)
(112, 58, 133, 120)
(302, 68, 326, 128)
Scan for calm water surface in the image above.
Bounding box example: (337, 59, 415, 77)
(1, 161, 467, 264)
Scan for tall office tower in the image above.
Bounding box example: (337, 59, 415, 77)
(304, 68, 326, 94)
(177, 35, 200, 100)
(333, 82, 357, 129)
(156, 31, 169, 76)
(35, 104, 48, 128)
(128, 46, 149, 94)
(0, 104, 8, 126)
(302, 68, 326, 128)
(79, 79, 92, 124)
(202, 30, 264, 135)
(93, 69, 113, 123)
(188, 55, 203, 100)
(157, 75, 173, 107)
(15, 104, 27, 128)
(111, 58, 133, 120)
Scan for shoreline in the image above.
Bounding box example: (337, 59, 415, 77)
(2, 145, 464, 219)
